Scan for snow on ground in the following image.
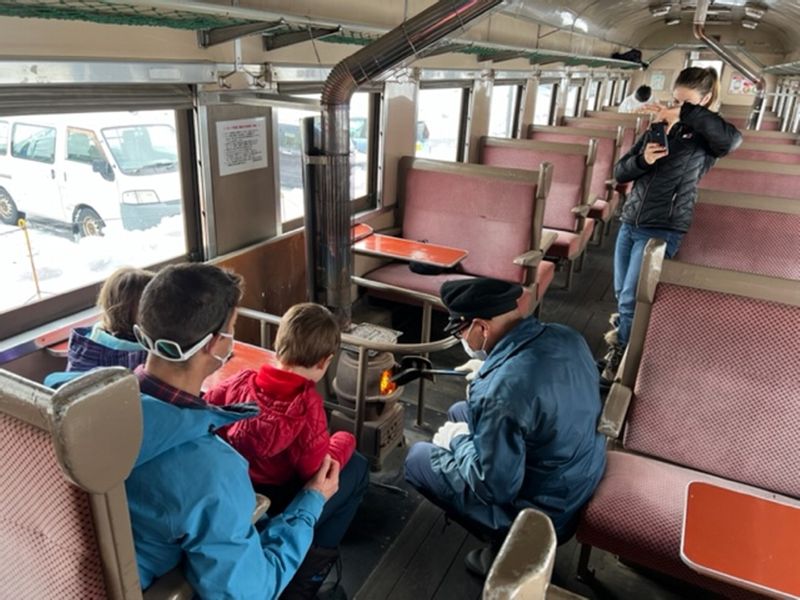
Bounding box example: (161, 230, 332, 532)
(0, 216, 185, 314)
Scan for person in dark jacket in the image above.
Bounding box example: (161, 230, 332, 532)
(405, 278, 606, 578)
(602, 67, 742, 381)
(66, 267, 153, 371)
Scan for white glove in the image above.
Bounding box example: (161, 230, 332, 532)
(432, 421, 470, 449)
(454, 358, 484, 382)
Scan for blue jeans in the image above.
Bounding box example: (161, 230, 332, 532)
(614, 223, 684, 346)
(256, 452, 369, 549)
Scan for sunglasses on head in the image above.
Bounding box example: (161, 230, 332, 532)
(133, 324, 215, 362)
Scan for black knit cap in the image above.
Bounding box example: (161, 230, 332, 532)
(440, 278, 523, 335)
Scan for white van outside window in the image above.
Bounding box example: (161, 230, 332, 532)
(0, 110, 186, 316)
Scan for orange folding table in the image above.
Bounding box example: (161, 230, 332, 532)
(681, 480, 800, 599)
(353, 233, 468, 268)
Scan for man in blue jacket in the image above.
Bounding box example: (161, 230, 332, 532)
(48, 263, 340, 599)
(405, 278, 606, 577)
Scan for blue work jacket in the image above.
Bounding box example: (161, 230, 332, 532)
(431, 317, 606, 538)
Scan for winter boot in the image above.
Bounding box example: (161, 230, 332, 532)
(603, 313, 620, 347)
(464, 546, 497, 579)
(601, 344, 625, 382)
(280, 546, 343, 600)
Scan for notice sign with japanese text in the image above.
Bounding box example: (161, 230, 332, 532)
(216, 117, 268, 176)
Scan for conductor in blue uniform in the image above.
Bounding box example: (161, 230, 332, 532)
(405, 277, 606, 576)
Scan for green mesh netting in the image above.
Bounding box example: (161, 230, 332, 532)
(0, 1, 640, 69)
(0, 1, 251, 29)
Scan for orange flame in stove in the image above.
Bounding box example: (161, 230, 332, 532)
(380, 369, 397, 395)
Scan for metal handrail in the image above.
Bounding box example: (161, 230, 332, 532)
(237, 306, 458, 354)
(237, 304, 459, 437)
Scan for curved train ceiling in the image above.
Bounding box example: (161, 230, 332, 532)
(505, 0, 796, 54)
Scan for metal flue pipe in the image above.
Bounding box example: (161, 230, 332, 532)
(693, 0, 766, 130)
(303, 0, 505, 325)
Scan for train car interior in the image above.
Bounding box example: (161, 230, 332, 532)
(0, 0, 798, 598)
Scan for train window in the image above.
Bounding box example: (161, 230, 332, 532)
(277, 91, 373, 226)
(533, 82, 556, 125)
(618, 79, 629, 103)
(566, 85, 582, 117)
(689, 58, 724, 77)
(416, 88, 464, 160)
(488, 85, 517, 137)
(585, 80, 601, 111)
(604, 80, 616, 106)
(12, 123, 56, 164)
(1, 110, 186, 321)
(0, 121, 8, 155)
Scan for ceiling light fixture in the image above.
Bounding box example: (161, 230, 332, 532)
(651, 5, 672, 18)
(742, 19, 759, 29)
(744, 5, 766, 20)
(665, 17, 681, 25)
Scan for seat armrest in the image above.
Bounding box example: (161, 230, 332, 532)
(142, 569, 194, 600)
(605, 178, 616, 188)
(540, 231, 558, 254)
(484, 508, 556, 600)
(253, 493, 271, 522)
(513, 249, 544, 268)
(571, 204, 591, 218)
(598, 383, 632, 439)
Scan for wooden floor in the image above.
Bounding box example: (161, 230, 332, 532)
(337, 223, 715, 600)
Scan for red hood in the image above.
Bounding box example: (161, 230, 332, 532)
(248, 364, 317, 455)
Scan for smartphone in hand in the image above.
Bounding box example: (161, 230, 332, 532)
(648, 122, 669, 152)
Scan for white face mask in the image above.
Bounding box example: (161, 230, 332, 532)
(211, 331, 234, 365)
(460, 323, 488, 361)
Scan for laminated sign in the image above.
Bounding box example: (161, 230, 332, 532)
(217, 117, 268, 176)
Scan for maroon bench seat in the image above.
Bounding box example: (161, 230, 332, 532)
(730, 142, 800, 165)
(579, 451, 770, 600)
(740, 130, 799, 145)
(727, 115, 781, 131)
(478, 137, 596, 289)
(577, 243, 800, 598)
(528, 125, 623, 243)
(563, 117, 640, 197)
(359, 157, 554, 314)
(366, 259, 555, 303)
(699, 158, 800, 199)
(677, 191, 800, 279)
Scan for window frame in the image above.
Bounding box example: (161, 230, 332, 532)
(278, 91, 382, 232)
(0, 120, 8, 155)
(66, 126, 108, 165)
(566, 84, 583, 118)
(0, 106, 200, 341)
(533, 80, 558, 126)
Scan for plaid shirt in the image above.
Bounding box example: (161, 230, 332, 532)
(134, 365, 207, 410)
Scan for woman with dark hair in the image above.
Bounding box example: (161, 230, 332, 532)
(602, 67, 742, 381)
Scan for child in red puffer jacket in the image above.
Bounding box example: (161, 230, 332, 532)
(205, 303, 355, 493)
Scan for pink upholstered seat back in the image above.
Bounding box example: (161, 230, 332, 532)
(402, 167, 537, 282)
(480, 144, 585, 231)
(0, 413, 107, 598)
(741, 132, 798, 145)
(529, 131, 615, 201)
(728, 116, 780, 131)
(677, 203, 800, 279)
(729, 147, 800, 165)
(565, 118, 635, 153)
(623, 283, 800, 498)
(699, 165, 800, 199)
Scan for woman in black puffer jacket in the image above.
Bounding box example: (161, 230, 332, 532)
(602, 67, 742, 381)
